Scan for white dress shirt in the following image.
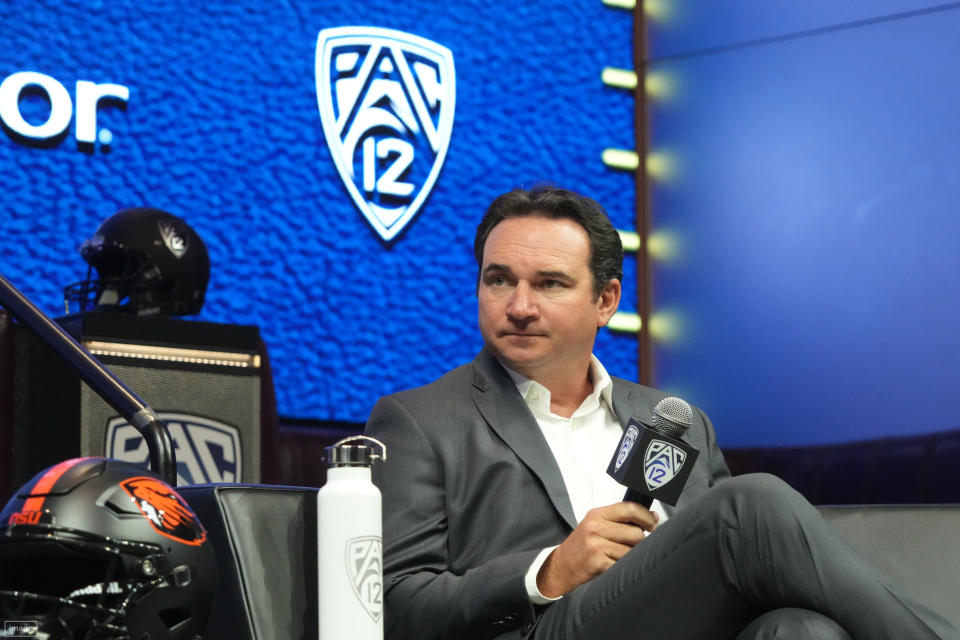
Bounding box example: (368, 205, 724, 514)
(503, 356, 668, 603)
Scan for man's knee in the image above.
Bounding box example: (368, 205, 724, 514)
(701, 473, 820, 541)
(735, 608, 851, 640)
(717, 473, 800, 500)
(711, 473, 808, 512)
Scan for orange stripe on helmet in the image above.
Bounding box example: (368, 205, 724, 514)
(21, 457, 87, 513)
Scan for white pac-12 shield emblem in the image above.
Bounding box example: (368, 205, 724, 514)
(614, 425, 640, 472)
(346, 536, 383, 622)
(643, 439, 687, 491)
(316, 27, 456, 242)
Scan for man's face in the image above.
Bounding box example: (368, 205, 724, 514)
(478, 215, 620, 383)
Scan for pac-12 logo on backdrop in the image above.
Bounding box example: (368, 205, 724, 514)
(316, 27, 456, 242)
(105, 412, 241, 485)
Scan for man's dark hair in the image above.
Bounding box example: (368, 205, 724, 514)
(474, 185, 624, 299)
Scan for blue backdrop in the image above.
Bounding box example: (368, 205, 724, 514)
(648, 1, 960, 446)
(1, 1, 638, 423)
(12, 2, 954, 449)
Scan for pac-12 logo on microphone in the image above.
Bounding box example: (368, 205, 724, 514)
(346, 536, 383, 622)
(615, 425, 640, 472)
(316, 26, 456, 242)
(105, 412, 241, 485)
(644, 440, 687, 490)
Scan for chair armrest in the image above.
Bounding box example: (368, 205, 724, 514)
(819, 504, 960, 630)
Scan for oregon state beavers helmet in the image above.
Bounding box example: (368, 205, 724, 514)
(0, 457, 216, 639)
(63, 208, 210, 317)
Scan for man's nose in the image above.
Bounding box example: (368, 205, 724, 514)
(506, 282, 538, 320)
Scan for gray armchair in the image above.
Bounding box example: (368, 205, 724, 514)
(818, 505, 960, 630)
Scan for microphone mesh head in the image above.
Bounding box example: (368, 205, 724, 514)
(652, 396, 693, 438)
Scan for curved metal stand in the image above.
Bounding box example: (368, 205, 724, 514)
(0, 272, 177, 485)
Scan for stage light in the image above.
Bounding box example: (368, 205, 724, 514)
(643, 0, 672, 21)
(649, 310, 682, 343)
(608, 311, 641, 334)
(618, 229, 641, 252)
(602, 67, 638, 90)
(647, 230, 679, 262)
(645, 71, 675, 100)
(602, 0, 636, 9)
(602, 148, 640, 171)
(646, 151, 676, 180)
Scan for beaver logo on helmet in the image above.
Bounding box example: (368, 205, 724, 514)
(120, 476, 207, 546)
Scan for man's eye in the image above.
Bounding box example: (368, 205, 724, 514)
(489, 275, 506, 286)
(542, 279, 561, 288)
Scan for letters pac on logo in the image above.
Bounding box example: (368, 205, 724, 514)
(316, 27, 456, 242)
(105, 412, 241, 485)
(643, 439, 687, 491)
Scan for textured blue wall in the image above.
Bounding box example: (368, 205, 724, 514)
(1, 1, 638, 422)
(648, 1, 960, 446)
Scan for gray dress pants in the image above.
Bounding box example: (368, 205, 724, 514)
(528, 474, 957, 640)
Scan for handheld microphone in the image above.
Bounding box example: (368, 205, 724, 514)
(607, 397, 700, 508)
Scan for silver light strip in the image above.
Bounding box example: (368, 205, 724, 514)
(82, 340, 261, 369)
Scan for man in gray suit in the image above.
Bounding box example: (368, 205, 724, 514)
(364, 186, 956, 639)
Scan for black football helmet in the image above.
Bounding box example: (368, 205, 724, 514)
(63, 208, 210, 317)
(0, 457, 216, 639)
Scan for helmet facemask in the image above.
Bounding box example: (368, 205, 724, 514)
(0, 533, 174, 639)
(0, 458, 216, 640)
(63, 248, 161, 316)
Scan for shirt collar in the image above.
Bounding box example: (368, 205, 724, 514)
(502, 355, 614, 415)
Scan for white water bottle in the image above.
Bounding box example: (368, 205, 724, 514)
(318, 435, 387, 640)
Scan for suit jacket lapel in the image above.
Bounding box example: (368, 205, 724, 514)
(470, 349, 578, 530)
(610, 381, 653, 432)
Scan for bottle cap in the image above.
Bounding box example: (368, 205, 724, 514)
(325, 435, 387, 468)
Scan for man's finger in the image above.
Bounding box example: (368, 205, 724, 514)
(593, 501, 659, 531)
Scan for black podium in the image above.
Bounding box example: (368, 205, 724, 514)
(8, 310, 265, 493)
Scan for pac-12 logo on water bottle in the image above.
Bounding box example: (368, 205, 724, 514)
(315, 26, 456, 242)
(346, 536, 383, 622)
(643, 440, 687, 490)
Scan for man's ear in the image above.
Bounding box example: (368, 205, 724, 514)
(596, 279, 621, 327)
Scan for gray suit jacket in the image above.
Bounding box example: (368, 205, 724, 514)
(365, 348, 731, 640)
